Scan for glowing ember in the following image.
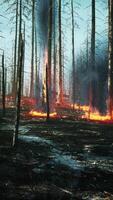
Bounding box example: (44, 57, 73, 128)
(29, 110, 57, 118)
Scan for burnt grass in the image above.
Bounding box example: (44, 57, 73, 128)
(0, 108, 113, 199)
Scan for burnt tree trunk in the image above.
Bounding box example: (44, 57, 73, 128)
(12, 0, 18, 102)
(2, 52, 5, 116)
(108, 0, 113, 119)
(30, 0, 35, 97)
(59, 0, 63, 103)
(35, 21, 38, 99)
(53, 1, 57, 104)
(46, 64, 50, 121)
(71, 0, 76, 109)
(13, 0, 22, 147)
(21, 22, 25, 96)
(46, 0, 53, 120)
(90, 0, 96, 109)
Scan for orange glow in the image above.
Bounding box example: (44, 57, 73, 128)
(83, 110, 111, 121)
(28, 102, 113, 123)
(29, 110, 57, 118)
(66, 103, 112, 122)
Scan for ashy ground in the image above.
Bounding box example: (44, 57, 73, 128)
(0, 109, 113, 199)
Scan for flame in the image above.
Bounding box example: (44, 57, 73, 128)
(70, 103, 112, 122)
(29, 110, 57, 118)
(86, 112, 111, 121)
(29, 102, 113, 123)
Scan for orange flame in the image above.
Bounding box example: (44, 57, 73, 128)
(29, 110, 57, 118)
(70, 103, 112, 122)
(29, 103, 113, 123)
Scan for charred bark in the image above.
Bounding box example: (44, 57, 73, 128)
(46, 64, 50, 121)
(90, 0, 96, 109)
(2, 52, 5, 116)
(53, 1, 57, 104)
(46, 0, 53, 120)
(108, 0, 113, 119)
(71, 0, 76, 108)
(59, 0, 63, 103)
(13, 0, 22, 147)
(30, 0, 35, 98)
(12, 0, 18, 102)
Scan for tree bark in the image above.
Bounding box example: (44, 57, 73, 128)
(2, 52, 5, 116)
(53, 1, 57, 104)
(30, 0, 35, 98)
(13, 0, 22, 147)
(46, 0, 53, 120)
(71, 0, 76, 109)
(12, 0, 18, 102)
(46, 64, 50, 121)
(21, 22, 25, 96)
(35, 21, 38, 99)
(90, 0, 96, 109)
(108, 0, 113, 119)
(59, 0, 63, 103)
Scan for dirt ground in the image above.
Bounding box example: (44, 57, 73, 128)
(0, 108, 113, 199)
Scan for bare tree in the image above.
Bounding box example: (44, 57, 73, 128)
(12, 0, 19, 102)
(71, 0, 76, 109)
(46, 0, 53, 120)
(2, 52, 5, 116)
(30, 0, 35, 97)
(59, 0, 63, 104)
(13, 0, 23, 147)
(90, 0, 96, 109)
(108, 0, 113, 119)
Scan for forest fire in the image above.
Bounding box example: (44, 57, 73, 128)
(29, 110, 57, 118)
(84, 110, 111, 122)
(28, 103, 112, 123)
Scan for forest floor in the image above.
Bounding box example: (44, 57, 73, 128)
(0, 108, 113, 199)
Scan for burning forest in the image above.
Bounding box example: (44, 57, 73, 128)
(1, 0, 113, 199)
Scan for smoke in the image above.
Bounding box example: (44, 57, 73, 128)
(37, 0, 56, 47)
(37, 0, 49, 48)
(77, 56, 108, 114)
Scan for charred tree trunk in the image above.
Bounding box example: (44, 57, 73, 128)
(5, 68, 7, 97)
(59, 0, 63, 103)
(0, 71, 2, 95)
(21, 22, 25, 96)
(12, 0, 18, 102)
(71, 0, 76, 109)
(46, 64, 50, 121)
(13, 35, 24, 147)
(2, 52, 5, 116)
(30, 0, 35, 98)
(108, 0, 113, 119)
(35, 22, 38, 99)
(90, 0, 96, 109)
(53, 1, 57, 104)
(13, 0, 22, 147)
(46, 0, 53, 120)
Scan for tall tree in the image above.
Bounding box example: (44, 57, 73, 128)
(59, 0, 63, 103)
(53, 1, 57, 105)
(21, 22, 25, 96)
(71, 0, 76, 109)
(13, 0, 23, 147)
(12, 0, 19, 101)
(30, 0, 35, 97)
(46, 0, 53, 120)
(2, 52, 5, 116)
(90, 0, 96, 109)
(35, 21, 38, 99)
(108, 0, 113, 119)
